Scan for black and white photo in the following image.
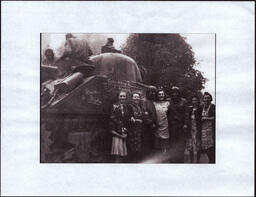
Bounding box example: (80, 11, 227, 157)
(40, 33, 216, 163)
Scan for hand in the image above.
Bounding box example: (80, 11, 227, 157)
(151, 123, 156, 130)
(136, 119, 143, 123)
(120, 133, 127, 138)
(183, 124, 187, 132)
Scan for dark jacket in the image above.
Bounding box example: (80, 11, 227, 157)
(167, 97, 188, 125)
(109, 102, 129, 135)
(140, 99, 158, 128)
(101, 44, 121, 53)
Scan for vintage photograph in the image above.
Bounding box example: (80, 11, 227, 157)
(40, 33, 215, 163)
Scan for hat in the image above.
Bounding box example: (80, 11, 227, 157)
(148, 86, 157, 91)
(66, 33, 76, 39)
(107, 38, 114, 42)
(171, 86, 180, 92)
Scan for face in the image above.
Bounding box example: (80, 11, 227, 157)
(118, 92, 127, 103)
(171, 91, 179, 99)
(203, 95, 212, 105)
(45, 50, 54, 60)
(148, 90, 156, 100)
(132, 93, 140, 104)
(191, 97, 199, 107)
(157, 91, 165, 101)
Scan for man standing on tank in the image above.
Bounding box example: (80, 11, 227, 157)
(101, 38, 121, 53)
(62, 33, 93, 63)
(57, 33, 94, 77)
(167, 86, 188, 163)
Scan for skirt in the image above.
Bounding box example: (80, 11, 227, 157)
(111, 136, 127, 156)
(201, 120, 214, 150)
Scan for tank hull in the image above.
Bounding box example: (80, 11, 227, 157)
(41, 76, 149, 163)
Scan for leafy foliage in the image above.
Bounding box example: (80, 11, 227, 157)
(122, 34, 206, 99)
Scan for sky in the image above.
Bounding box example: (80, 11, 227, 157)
(114, 33, 216, 99)
(43, 33, 215, 101)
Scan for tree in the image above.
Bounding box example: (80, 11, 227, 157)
(121, 34, 206, 99)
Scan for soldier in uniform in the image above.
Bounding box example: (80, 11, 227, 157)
(141, 86, 158, 158)
(56, 33, 94, 78)
(101, 38, 121, 53)
(167, 86, 188, 163)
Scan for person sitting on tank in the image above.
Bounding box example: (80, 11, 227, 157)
(101, 38, 121, 54)
(42, 48, 56, 66)
(56, 33, 95, 78)
(41, 48, 59, 82)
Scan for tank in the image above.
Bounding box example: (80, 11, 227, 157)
(41, 53, 152, 163)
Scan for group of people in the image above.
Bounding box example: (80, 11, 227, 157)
(42, 35, 122, 81)
(42, 35, 121, 68)
(109, 86, 215, 163)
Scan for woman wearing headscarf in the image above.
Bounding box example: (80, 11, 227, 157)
(198, 92, 215, 163)
(184, 95, 202, 163)
(109, 91, 129, 163)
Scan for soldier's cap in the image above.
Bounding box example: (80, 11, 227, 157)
(148, 86, 157, 91)
(171, 86, 180, 92)
(107, 38, 114, 42)
(66, 33, 76, 39)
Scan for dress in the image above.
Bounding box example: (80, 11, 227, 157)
(153, 101, 170, 149)
(184, 106, 202, 163)
(127, 103, 144, 153)
(201, 104, 215, 150)
(154, 101, 170, 139)
(109, 102, 129, 156)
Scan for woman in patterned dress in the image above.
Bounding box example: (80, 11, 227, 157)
(153, 90, 170, 153)
(127, 92, 144, 162)
(109, 91, 129, 163)
(198, 92, 215, 163)
(184, 95, 202, 163)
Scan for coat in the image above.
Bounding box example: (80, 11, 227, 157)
(168, 97, 188, 126)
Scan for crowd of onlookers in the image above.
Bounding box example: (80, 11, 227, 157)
(109, 86, 215, 163)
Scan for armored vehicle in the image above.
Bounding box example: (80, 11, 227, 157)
(41, 53, 152, 162)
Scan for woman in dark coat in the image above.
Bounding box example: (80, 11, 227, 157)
(109, 91, 129, 163)
(127, 92, 144, 162)
(184, 95, 202, 163)
(198, 92, 215, 163)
